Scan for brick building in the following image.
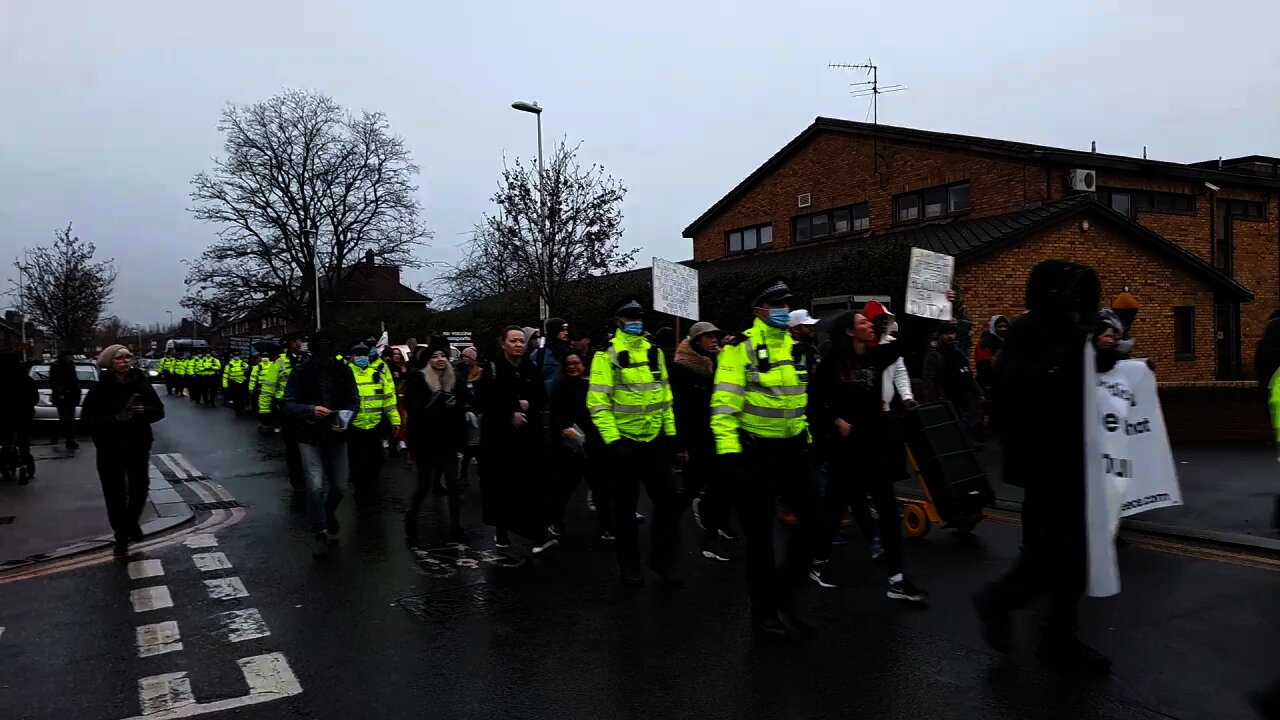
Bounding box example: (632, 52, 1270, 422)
(683, 118, 1278, 381)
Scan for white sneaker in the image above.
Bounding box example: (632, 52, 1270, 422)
(586, 491, 597, 512)
(600, 530, 616, 541)
(532, 538, 559, 555)
(702, 549, 730, 562)
(809, 566, 839, 589)
(691, 498, 706, 531)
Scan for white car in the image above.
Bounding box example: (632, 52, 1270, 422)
(29, 362, 99, 422)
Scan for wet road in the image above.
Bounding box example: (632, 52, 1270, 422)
(2, 394, 1278, 719)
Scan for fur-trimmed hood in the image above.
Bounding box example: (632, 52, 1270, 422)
(674, 339, 715, 377)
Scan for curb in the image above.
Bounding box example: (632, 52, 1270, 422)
(989, 498, 1280, 553)
(0, 473, 196, 573)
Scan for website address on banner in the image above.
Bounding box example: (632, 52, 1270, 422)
(1120, 493, 1171, 513)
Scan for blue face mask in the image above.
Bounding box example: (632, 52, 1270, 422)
(621, 321, 644, 336)
(765, 307, 791, 329)
(353, 356, 370, 369)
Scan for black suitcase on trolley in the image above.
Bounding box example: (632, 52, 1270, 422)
(903, 401, 993, 522)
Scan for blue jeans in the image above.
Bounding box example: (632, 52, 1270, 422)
(299, 440, 349, 534)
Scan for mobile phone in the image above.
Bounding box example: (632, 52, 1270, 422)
(127, 393, 144, 406)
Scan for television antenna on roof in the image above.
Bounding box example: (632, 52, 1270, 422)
(828, 59, 906, 125)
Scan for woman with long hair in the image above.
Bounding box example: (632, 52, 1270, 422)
(809, 310, 930, 603)
(403, 340, 468, 546)
(477, 326, 558, 554)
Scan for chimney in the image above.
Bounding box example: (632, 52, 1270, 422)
(365, 249, 376, 266)
(1091, 141, 1096, 153)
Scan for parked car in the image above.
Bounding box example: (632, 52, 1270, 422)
(137, 358, 163, 382)
(29, 362, 99, 422)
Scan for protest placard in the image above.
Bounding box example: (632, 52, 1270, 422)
(652, 257, 699, 321)
(905, 248, 955, 320)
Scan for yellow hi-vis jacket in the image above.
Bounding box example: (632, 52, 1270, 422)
(587, 330, 675, 444)
(248, 358, 267, 394)
(222, 358, 248, 388)
(1269, 369, 1280, 446)
(711, 317, 810, 455)
(350, 362, 400, 430)
(257, 355, 293, 415)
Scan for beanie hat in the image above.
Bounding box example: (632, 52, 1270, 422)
(461, 347, 478, 361)
(97, 344, 130, 370)
(687, 321, 721, 341)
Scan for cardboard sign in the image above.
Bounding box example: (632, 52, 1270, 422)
(905, 248, 955, 320)
(1085, 355, 1182, 597)
(652, 257, 699, 321)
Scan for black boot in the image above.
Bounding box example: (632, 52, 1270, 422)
(973, 590, 1013, 653)
(1035, 633, 1112, 675)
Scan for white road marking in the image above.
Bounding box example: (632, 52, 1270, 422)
(0, 627, 5, 641)
(127, 559, 164, 579)
(192, 553, 232, 572)
(204, 577, 248, 600)
(120, 653, 301, 720)
(137, 672, 195, 715)
(130, 586, 174, 613)
(171, 453, 204, 478)
(214, 608, 269, 642)
(157, 454, 187, 480)
(185, 479, 218, 503)
(135, 621, 183, 657)
(182, 534, 218, 549)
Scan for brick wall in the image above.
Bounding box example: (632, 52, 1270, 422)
(1226, 202, 1279, 376)
(955, 214, 1217, 382)
(1158, 382, 1271, 443)
(691, 131, 1048, 261)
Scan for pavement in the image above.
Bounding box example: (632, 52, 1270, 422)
(0, 431, 194, 569)
(0, 393, 1278, 719)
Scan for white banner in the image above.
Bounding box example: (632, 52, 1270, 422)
(905, 248, 955, 320)
(651, 257, 700, 321)
(1085, 355, 1182, 597)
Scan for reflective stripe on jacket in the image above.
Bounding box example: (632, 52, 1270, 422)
(272, 355, 294, 401)
(711, 317, 809, 455)
(587, 330, 675, 444)
(350, 362, 400, 430)
(248, 362, 263, 393)
(222, 358, 247, 388)
(257, 357, 288, 415)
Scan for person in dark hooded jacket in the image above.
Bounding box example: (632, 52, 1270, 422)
(532, 318, 571, 396)
(403, 339, 469, 546)
(0, 353, 38, 482)
(974, 315, 1009, 394)
(973, 259, 1110, 675)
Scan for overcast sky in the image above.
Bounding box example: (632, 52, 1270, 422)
(2, 0, 1278, 325)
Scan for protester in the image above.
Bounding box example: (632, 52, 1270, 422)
(972, 259, 1110, 674)
(455, 346, 483, 483)
(712, 278, 824, 638)
(403, 339, 468, 547)
(48, 349, 82, 450)
(0, 353, 37, 484)
(346, 341, 399, 503)
(80, 345, 165, 555)
(589, 298, 683, 587)
(974, 314, 1009, 400)
(281, 333, 358, 558)
(921, 320, 986, 443)
(782, 308, 822, 525)
(264, 331, 308, 490)
(521, 327, 541, 357)
(548, 351, 611, 539)
(532, 318, 571, 395)
(1094, 310, 1126, 373)
(809, 309, 930, 602)
(671, 321, 733, 561)
(477, 326, 557, 554)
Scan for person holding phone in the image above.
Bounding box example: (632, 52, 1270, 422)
(281, 332, 359, 558)
(81, 344, 165, 556)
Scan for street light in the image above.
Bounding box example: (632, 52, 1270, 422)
(302, 225, 320, 330)
(511, 100, 548, 323)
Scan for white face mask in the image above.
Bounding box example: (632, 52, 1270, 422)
(298, 342, 310, 354)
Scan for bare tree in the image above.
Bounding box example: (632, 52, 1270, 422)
(439, 139, 635, 311)
(185, 89, 431, 326)
(15, 223, 116, 351)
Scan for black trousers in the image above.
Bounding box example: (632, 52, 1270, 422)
(346, 426, 385, 495)
(52, 404, 77, 444)
(407, 443, 461, 535)
(738, 434, 823, 623)
(281, 424, 305, 490)
(548, 444, 612, 533)
(820, 429, 905, 577)
(97, 448, 150, 541)
(203, 376, 218, 406)
(678, 447, 733, 534)
(980, 479, 1086, 636)
(610, 439, 680, 573)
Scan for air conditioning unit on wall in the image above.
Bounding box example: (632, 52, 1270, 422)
(1069, 169, 1097, 192)
(798, 193, 812, 208)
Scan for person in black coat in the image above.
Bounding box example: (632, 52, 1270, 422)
(48, 349, 82, 449)
(403, 339, 469, 546)
(80, 345, 165, 555)
(973, 259, 1111, 675)
(547, 350, 610, 538)
(0, 353, 38, 482)
(477, 325, 556, 553)
(281, 333, 360, 558)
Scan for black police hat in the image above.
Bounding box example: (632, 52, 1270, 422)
(281, 329, 309, 343)
(609, 297, 646, 319)
(749, 276, 794, 307)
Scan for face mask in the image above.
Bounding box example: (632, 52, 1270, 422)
(621, 321, 644, 336)
(299, 342, 310, 354)
(765, 308, 791, 329)
(353, 356, 370, 369)
(369, 348, 379, 358)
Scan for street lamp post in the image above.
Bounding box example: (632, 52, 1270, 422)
(511, 100, 548, 324)
(14, 255, 27, 360)
(303, 225, 321, 330)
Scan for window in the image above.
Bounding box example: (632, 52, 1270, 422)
(792, 203, 869, 243)
(1221, 199, 1266, 219)
(1173, 306, 1195, 360)
(1108, 191, 1132, 218)
(894, 182, 971, 224)
(725, 223, 773, 254)
(1099, 188, 1195, 217)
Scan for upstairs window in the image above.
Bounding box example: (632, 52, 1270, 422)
(1099, 188, 1195, 217)
(895, 182, 971, 224)
(726, 223, 773, 254)
(793, 204, 869, 244)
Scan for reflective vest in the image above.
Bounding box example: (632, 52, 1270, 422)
(350, 362, 399, 430)
(274, 354, 295, 401)
(248, 359, 267, 394)
(711, 317, 809, 455)
(222, 358, 247, 388)
(159, 357, 171, 374)
(587, 330, 675, 444)
(181, 358, 194, 376)
(257, 356, 291, 415)
(1269, 369, 1280, 445)
(205, 357, 222, 377)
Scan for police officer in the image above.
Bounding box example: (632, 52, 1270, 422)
(588, 297, 683, 588)
(712, 277, 824, 639)
(222, 354, 249, 414)
(345, 341, 399, 499)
